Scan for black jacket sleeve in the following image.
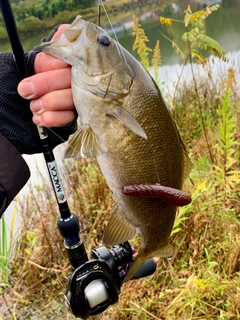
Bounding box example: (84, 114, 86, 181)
(0, 50, 37, 217)
(0, 51, 77, 155)
(0, 26, 77, 217)
(0, 134, 30, 218)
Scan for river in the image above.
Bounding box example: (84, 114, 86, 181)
(1, 0, 240, 246)
(1, 0, 240, 63)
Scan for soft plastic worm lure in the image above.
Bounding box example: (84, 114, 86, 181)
(122, 183, 192, 206)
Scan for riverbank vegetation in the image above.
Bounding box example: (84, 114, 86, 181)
(0, 0, 170, 42)
(0, 0, 93, 40)
(1, 3, 240, 320)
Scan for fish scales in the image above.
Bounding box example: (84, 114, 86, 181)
(42, 16, 192, 283)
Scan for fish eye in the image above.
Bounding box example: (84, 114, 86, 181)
(97, 34, 111, 47)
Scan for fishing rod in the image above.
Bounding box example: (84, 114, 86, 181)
(0, 1, 156, 318)
(0, 0, 88, 269)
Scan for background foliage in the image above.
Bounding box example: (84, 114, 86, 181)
(0, 1, 240, 320)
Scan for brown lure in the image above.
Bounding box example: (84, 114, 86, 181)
(122, 183, 192, 206)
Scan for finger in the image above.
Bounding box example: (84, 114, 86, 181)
(18, 68, 71, 100)
(30, 88, 74, 114)
(52, 24, 70, 40)
(33, 110, 76, 127)
(34, 24, 70, 73)
(34, 52, 69, 73)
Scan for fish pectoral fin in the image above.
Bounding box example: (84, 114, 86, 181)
(103, 204, 137, 245)
(106, 103, 147, 140)
(64, 125, 108, 159)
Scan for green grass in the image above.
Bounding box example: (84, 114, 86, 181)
(0, 203, 17, 287)
(0, 215, 9, 285)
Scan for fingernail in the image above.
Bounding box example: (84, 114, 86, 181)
(33, 114, 42, 126)
(18, 81, 35, 98)
(31, 99, 43, 113)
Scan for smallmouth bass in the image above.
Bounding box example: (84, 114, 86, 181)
(42, 16, 192, 282)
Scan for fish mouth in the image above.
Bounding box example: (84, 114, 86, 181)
(41, 16, 87, 65)
(63, 15, 87, 43)
(42, 15, 132, 99)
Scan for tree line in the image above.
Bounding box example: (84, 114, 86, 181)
(10, 0, 95, 21)
(0, 0, 96, 40)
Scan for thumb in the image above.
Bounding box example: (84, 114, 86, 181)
(52, 24, 70, 40)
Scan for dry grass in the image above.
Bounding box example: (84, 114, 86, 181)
(1, 65, 239, 319)
(1, 20, 240, 320)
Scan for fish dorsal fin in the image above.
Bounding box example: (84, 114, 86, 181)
(177, 128, 193, 180)
(173, 118, 193, 180)
(106, 103, 147, 140)
(182, 149, 193, 181)
(103, 204, 137, 245)
(64, 125, 107, 159)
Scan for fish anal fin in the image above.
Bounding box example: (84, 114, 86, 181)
(157, 243, 174, 260)
(103, 205, 137, 246)
(123, 254, 146, 283)
(106, 103, 147, 140)
(123, 243, 174, 283)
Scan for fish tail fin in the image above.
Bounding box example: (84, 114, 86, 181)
(123, 243, 174, 283)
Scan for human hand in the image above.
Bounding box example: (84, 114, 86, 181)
(18, 24, 76, 128)
(0, 24, 76, 155)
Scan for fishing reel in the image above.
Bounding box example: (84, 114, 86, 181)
(58, 214, 156, 319)
(64, 242, 132, 319)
